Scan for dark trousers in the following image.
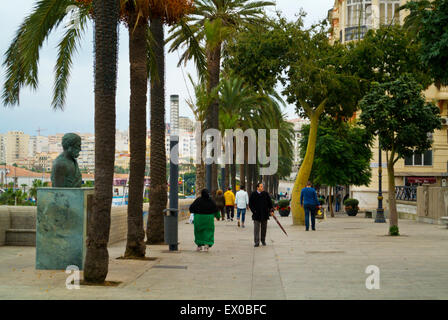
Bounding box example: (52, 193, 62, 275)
(218, 206, 225, 220)
(226, 206, 234, 219)
(304, 204, 316, 230)
(254, 220, 268, 245)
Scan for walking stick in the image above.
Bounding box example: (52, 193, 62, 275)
(271, 209, 288, 236)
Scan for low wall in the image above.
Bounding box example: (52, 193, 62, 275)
(417, 186, 448, 225)
(0, 199, 194, 246)
(396, 201, 417, 221)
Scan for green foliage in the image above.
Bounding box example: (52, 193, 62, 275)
(0, 188, 34, 206)
(29, 179, 49, 200)
(345, 25, 432, 93)
(82, 181, 94, 188)
(389, 225, 400, 236)
(299, 118, 373, 187)
(2, 0, 91, 109)
(401, 0, 448, 86)
(359, 74, 442, 162)
(343, 198, 359, 208)
(278, 199, 290, 209)
(114, 166, 130, 174)
(280, 22, 361, 119)
(223, 15, 294, 91)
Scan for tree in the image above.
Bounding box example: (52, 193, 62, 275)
(299, 118, 373, 216)
(83, 0, 120, 283)
(345, 25, 432, 94)
(359, 74, 441, 235)
(2, 0, 193, 256)
(168, 0, 274, 193)
(279, 22, 360, 226)
(185, 75, 215, 196)
(29, 179, 49, 201)
(401, 0, 448, 86)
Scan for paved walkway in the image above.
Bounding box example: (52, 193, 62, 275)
(0, 212, 447, 300)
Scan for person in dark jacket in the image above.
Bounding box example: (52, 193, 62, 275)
(300, 181, 319, 231)
(249, 182, 274, 247)
(214, 189, 226, 221)
(189, 189, 220, 252)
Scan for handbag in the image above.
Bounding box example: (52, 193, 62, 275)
(189, 213, 194, 224)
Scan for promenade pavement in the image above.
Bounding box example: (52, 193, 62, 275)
(0, 211, 447, 300)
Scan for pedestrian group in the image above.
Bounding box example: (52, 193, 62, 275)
(189, 181, 322, 251)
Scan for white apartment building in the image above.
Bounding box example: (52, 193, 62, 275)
(4, 131, 30, 165)
(288, 118, 309, 179)
(78, 133, 95, 172)
(28, 135, 49, 157)
(0, 134, 6, 164)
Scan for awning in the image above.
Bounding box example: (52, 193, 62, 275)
(407, 177, 437, 184)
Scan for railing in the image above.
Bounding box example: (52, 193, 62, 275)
(395, 186, 417, 202)
(344, 25, 368, 41)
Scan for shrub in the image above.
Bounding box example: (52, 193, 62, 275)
(389, 225, 400, 236)
(278, 199, 290, 209)
(343, 198, 359, 208)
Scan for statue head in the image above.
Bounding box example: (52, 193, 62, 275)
(62, 133, 81, 159)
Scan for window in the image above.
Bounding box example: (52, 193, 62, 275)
(379, 0, 400, 25)
(404, 150, 433, 166)
(346, 0, 372, 27)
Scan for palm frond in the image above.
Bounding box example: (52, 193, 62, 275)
(2, 0, 77, 107)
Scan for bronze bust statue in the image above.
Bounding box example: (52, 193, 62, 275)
(51, 133, 82, 188)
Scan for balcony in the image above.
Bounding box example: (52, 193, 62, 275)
(344, 25, 368, 42)
(425, 84, 448, 100)
(395, 186, 417, 202)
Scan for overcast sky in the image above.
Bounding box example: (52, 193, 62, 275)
(0, 0, 334, 135)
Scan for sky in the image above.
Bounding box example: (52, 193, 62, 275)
(0, 0, 334, 136)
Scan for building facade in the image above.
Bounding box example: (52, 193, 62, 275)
(287, 118, 309, 180)
(329, 0, 448, 209)
(4, 131, 30, 165)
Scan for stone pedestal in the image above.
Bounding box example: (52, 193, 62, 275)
(36, 188, 93, 270)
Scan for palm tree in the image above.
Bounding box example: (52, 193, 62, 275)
(185, 75, 215, 196)
(2, 0, 192, 256)
(83, 0, 120, 283)
(168, 0, 274, 193)
(145, 16, 166, 244)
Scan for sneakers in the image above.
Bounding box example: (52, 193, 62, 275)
(242, 224, 245, 228)
(254, 243, 259, 247)
(203, 245, 209, 252)
(196, 246, 202, 251)
(262, 241, 266, 246)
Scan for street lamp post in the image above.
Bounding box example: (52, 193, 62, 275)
(375, 139, 386, 223)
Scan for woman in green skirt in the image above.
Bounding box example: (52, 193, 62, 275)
(189, 189, 220, 252)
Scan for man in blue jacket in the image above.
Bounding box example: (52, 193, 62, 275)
(300, 181, 319, 231)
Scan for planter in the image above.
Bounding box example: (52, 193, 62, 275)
(279, 208, 290, 217)
(345, 206, 359, 216)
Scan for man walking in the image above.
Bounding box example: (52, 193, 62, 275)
(224, 187, 235, 221)
(235, 185, 249, 228)
(300, 181, 319, 231)
(249, 183, 274, 247)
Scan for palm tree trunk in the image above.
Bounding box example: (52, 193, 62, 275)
(224, 164, 230, 191)
(231, 138, 236, 193)
(247, 163, 253, 195)
(125, 14, 147, 258)
(84, 0, 119, 283)
(329, 186, 334, 217)
(206, 45, 221, 194)
(146, 17, 167, 244)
